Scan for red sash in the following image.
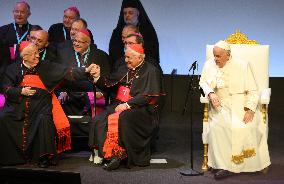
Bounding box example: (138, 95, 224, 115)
(20, 75, 71, 153)
(103, 112, 126, 159)
(103, 85, 133, 159)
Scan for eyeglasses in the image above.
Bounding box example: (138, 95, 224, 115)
(63, 15, 76, 21)
(28, 36, 44, 44)
(73, 39, 88, 45)
(124, 41, 136, 45)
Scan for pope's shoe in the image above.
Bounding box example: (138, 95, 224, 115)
(210, 168, 220, 174)
(214, 169, 234, 180)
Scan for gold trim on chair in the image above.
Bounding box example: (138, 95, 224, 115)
(201, 103, 209, 171)
(225, 29, 259, 45)
(262, 104, 267, 124)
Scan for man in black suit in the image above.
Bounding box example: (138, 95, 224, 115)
(0, 1, 34, 62)
(48, 7, 80, 44)
(56, 29, 111, 116)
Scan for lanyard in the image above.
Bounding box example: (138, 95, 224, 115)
(75, 47, 90, 67)
(21, 62, 24, 75)
(41, 49, 47, 61)
(62, 26, 67, 40)
(13, 22, 30, 44)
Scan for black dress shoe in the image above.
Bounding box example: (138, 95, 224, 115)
(101, 158, 109, 166)
(38, 159, 49, 168)
(214, 169, 234, 180)
(48, 159, 58, 166)
(102, 157, 121, 171)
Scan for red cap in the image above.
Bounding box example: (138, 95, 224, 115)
(131, 32, 143, 38)
(19, 41, 32, 53)
(65, 6, 80, 17)
(128, 43, 144, 54)
(79, 29, 90, 38)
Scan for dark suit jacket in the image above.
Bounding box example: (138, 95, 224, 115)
(55, 40, 111, 91)
(56, 40, 110, 76)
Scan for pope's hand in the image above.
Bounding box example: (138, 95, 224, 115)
(209, 92, 221, 108)
(243, 109, 254, 124)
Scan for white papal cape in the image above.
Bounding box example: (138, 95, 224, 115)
(199, 57, 270, 173)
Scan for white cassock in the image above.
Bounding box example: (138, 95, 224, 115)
(199, 57, 270, 173)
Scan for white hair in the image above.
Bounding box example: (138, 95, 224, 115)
(20, 44, 36, 58)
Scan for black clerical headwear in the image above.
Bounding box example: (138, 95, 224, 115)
(122, 0, 139, 9)
(117, 0, 155, 30)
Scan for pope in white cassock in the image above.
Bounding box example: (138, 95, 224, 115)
(199, 40, 270, 179)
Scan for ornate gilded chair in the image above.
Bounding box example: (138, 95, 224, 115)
(200, 30, 271, 171)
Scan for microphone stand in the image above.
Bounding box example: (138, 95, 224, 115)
(170, 69, 177, 112)
(180, 61, 203, 176)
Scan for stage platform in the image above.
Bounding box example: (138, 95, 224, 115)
(1, 76, 283, 184)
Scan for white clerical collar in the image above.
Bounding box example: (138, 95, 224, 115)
(131, 60, 144, 71)
(16, 22, 28, 28)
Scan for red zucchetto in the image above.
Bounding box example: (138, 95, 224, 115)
(128, 43, 144, 54)
(19, 41, 32, 53)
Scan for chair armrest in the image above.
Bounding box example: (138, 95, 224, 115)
(260, 88, 271, 105)
(200, 96, 209, 104)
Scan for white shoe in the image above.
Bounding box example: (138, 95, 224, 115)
(89, 149, 103, 164)
(89, 154, 94, 162)
(93, 156, 103, 164)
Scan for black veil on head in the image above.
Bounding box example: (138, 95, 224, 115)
(109, 0, 160, 64)
(116, 0, 155, 32)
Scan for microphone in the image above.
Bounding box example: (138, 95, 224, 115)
(189, 61, 197, 72)
(171, 68, 177, 75)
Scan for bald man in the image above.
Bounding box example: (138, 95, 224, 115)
(27, 29, 58, 62)
(0, 1, 36, 62)
(56, 29, 110, 116)
(0, 41, 95, 168)
(199, 40, 270, 179)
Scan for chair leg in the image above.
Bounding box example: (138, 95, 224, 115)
(261, 104, 267, 124)
(202, 144, 209, 171)
(202, 103, 209, 171)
